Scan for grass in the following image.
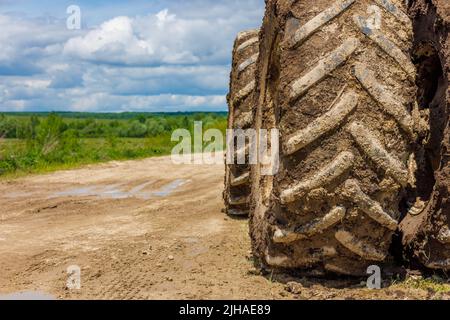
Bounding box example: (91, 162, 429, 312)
(0, 136, 177, 179)
(393, 275, 450, 293)
(0, 112, 227, 179)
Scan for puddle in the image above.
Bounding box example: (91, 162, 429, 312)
(99, 184, 130, 199)
(49, 179, 189, 200)
(129, 181, 154, 194)
(150, 179, 188, 198)
(0, 291, 55, 300)
(55, 186, 98, 197)
(3, 192, 34, 199)
(50, 183, 130, 199)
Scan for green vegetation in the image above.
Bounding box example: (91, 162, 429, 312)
(397, 275, 450, 293)
(0, 112, 227, 177)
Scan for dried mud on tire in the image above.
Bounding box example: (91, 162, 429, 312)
(251, 0, 419, 275)
(224, 30, 259, 217)
(400, 0, 450, 271)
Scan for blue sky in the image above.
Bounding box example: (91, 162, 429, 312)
(0, 0, 264, 112)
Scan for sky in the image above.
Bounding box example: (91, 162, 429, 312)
(0, 0, 264, 112)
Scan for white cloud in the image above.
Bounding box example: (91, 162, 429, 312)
(0, 1, 264, 112)
(63, 9, 228, 65)
(63, 16, 156, 65)
(80, 64, 229, 96)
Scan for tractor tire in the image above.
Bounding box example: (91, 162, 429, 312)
(400, 0, 450, 271)
(224, 29, 259, 217)
(250, 0, 419, 275)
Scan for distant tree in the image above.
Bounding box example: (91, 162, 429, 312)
(136, 114, 147, 124)
(182, 116, 190, 129)
(35, 114, 66, 155)
(127, 120, 148, 138)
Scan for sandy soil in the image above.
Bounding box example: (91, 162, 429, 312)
(0, 155, 448, 300)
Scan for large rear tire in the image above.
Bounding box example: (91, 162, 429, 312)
(251, 0, 419, 275)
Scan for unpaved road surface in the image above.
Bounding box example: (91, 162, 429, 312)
(0, 155, 448, 300)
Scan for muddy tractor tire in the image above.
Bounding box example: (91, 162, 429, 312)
(224, 29, 260, 217)
(250, 0, 419, 275)
(400, 0, 450, 271)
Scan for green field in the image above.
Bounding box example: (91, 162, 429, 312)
(0, 112, 227, 178)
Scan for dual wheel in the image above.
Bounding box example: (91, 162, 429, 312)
(225, 0, 449, 275)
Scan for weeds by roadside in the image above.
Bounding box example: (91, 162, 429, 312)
(0, 112, 227, 178)
(396, 275, 450, 293)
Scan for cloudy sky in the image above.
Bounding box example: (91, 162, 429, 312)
(0, 0, 264, 112)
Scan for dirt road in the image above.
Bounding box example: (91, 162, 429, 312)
(0, 155, 448, 300)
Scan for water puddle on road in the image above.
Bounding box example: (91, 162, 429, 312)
(150, 179, 188, 198)
(55, 186, 99, 197)
(0, 291, 55, 300)
(49, 179, 189, 200)
(3, 191, 34, 199)
(129, 181, 154, 194)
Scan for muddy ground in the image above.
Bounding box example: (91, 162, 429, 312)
(0, 155, 449, 300)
